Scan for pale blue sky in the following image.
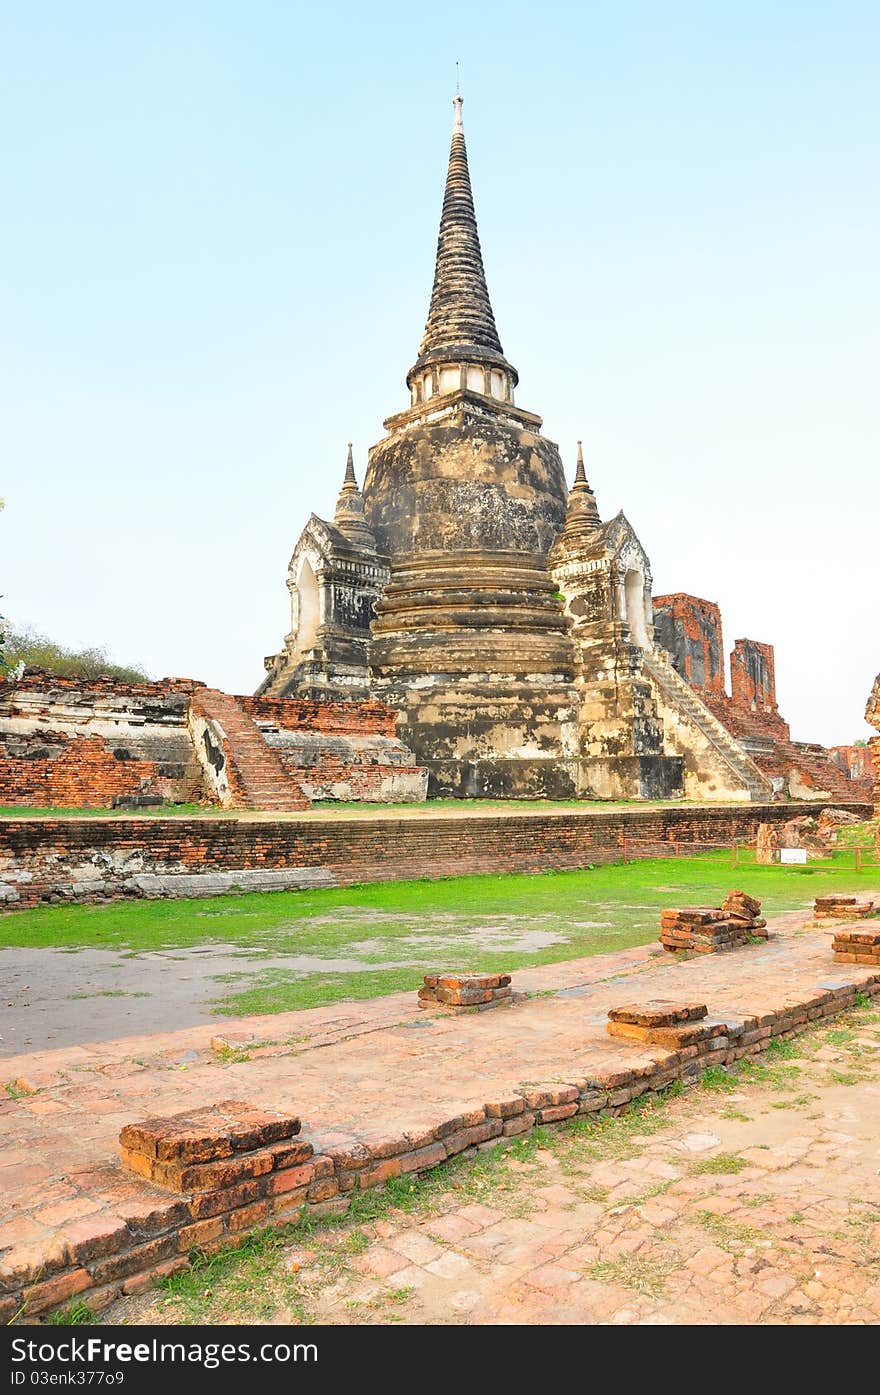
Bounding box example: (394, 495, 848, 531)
(2, 2, 877, 743)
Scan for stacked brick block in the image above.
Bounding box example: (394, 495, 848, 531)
(660, 890, 767, 953)
(418, 972, 513, 1011)
(607, 1002, 727, 1056)
(814, 895, 875, 920)
(119, 1101, 314, 1204)
(832, 928, 880, 966)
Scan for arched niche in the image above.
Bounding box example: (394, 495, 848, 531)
(293, 557, 320, 653)
(624, 568, 650, 650)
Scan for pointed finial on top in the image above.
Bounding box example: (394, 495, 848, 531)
(574, 440, 587, 484)
(343, 441, 356, 486)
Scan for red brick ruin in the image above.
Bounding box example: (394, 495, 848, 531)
(652, 593, 872, 803)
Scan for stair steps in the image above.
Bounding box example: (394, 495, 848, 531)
(642, 649, 773, 801)
(191, 689, 309, 811)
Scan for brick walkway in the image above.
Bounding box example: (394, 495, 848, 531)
(2, 900, 879, 1321)
(256, 1015, 880, 1326)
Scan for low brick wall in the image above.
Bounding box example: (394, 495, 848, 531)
(0, 801, 870, 909)
(4, 970, 878, 1322)
(243, 696, 399, 736)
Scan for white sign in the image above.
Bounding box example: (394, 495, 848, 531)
(780, 848, 808, 865)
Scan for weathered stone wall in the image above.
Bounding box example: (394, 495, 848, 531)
(653, 594, 726, 695)
(245, 695, 426, 803)
(0, 673, 206, 807)
(264, 733, 428, 803)
(0, 801, 869, 910)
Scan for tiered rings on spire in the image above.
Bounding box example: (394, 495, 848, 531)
(407, 93, 518, 406)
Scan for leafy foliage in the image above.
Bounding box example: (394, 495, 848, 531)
(0, 620, 150, 682)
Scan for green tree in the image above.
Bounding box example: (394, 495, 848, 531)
(1, 622, 150, 682)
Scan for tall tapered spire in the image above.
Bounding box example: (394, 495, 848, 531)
(574, 439, 587, 484)
(407, 94, 517, 396)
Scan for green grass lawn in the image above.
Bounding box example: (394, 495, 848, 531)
(1, 848, 877, 1016)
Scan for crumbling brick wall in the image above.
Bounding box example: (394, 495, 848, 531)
(652, 595, 725, 694)
(242, 695, 399, 736)
(831, 744, 876, 784)
(0, 733, 177, 807)
(651, 597, 869, 800)
(0, 673, 424, 809)
(0, 672, 206, 807)
(730, 638, 778, 714)
(0, 800, 869, 910)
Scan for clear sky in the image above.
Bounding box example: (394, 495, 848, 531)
(2, 2, 877, 744)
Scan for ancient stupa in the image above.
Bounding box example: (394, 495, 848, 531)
(260, 95, 688, 800)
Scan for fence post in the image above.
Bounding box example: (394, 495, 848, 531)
(730, 840, 737, 870)
(855, 846, 862, 874)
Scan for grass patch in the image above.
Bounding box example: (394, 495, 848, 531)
(690, 1152, 747, 1175)
(3, 850, 875, 1016)
(588, 1254, 669, 1298)
(69, 989, 149, 1000)
(158, 1227, 309, 1325)
(825, 1067, 871, 1086)
(46, 1300, 97, 1326)
(696, 1211, 762, 1248)
(700, 1066, 737, 1093)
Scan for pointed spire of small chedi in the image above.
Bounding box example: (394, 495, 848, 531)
(406, 92, 518, 402)
(559, 440, 601, 543)
(334, 444, 377, 551)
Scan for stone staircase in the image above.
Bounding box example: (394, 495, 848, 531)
(701, 684, 868, 803)
(642, 648, 772, 801)
(190, 689, 308, 811)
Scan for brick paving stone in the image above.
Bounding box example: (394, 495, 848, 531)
(5, 897, 880, 1325)
(354, 1246, 408, 1279)
(426, 1213, 483, 1243)
(423, 1250, 474, 1280)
